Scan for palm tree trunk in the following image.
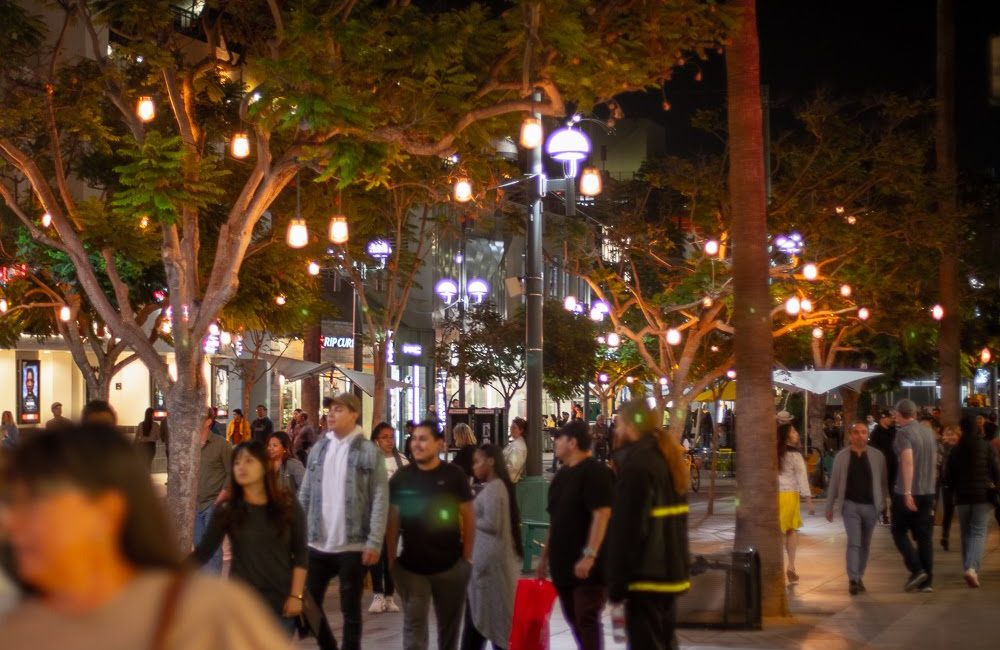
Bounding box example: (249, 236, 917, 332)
(936, 0, 960, 427)
(727, 0, 787, 616)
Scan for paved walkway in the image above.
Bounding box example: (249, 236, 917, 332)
(296, 487, 1000, 649)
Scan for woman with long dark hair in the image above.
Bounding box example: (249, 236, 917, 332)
(192, 440, 308, 634)
(777, 422, 814, 585)
(462, 443, 522, 650)
(266, 432, 305, 497)
(368, 422, 407, 614)
(133, 407, 160, 473)
(503, 417, 528, 483)
(0, 425, 292, 648)
(0, 411, 18, 450)
(946, 415, 1000, 587)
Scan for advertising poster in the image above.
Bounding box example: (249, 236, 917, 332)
(18, 359, 41, 425)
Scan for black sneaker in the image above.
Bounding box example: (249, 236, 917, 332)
(849, 580, 859, 595)
(941, 538, 949, 551)
(904, 571, 929, 592)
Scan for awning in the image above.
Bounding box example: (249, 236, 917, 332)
(285, 362, 412, 396)
(256, 353, 323, 380)
(694, 381, 737, 402)
(772, 369, 882, 394)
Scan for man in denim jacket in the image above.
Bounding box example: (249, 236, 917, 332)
(300, 392, 388, 650)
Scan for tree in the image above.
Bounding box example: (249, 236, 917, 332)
(0, 0, 729, 548)
(726, 0, 786, 617)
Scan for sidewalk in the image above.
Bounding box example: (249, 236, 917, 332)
(296, 492, 1000, 649)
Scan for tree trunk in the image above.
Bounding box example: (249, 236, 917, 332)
(936, 0, 960, 427)
(842, 389, 861, 425)
(806, 391, 825, 452)
(164, 347, 208, 553)
(371, 340, 389, 430)
(727, 0, 787, 617)
(302, 322, 322, 427)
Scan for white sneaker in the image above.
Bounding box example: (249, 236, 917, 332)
(383, 596, 401, 612)
(368, 594, 385, 613)
(965, 569, 980, 588)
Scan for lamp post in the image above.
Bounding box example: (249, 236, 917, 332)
(435, 271, 490, 408)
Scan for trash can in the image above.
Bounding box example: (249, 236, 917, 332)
(676, 548, 762, 630)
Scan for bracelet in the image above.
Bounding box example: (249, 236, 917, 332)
(582, 546, 598, 559)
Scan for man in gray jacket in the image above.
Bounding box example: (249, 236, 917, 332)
(826, 421, 888, 595)
(300, 392, 389, 650)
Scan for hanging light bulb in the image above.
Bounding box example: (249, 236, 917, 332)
(59, 305, 71, 322)
(858, 307, 871, 321)
(275, 294, 287, 306)
(563, 295, 577, 312)
(308, 261, 321, 276)
(840, 284, 852, 298)
(666, 328, 681, 346)
(846, 215, 857, 225)
(0, 298, 7, 313)
(136, 96, 155, 122)
(328, 216, 349, 244)
(802, 263, 819, 281)
(812, 327, 824, 339)
(835, 206, 845, 214)
(230, 132, 250, 159)
(519, 117, 543, 149)
(704, 239, 720, 256)
(41, 212, 52, 228)
(453, 178, 473, 203)
(286, 219, 309, 248)
(800, 298, 814, 313)
(981, 347, 992, 364)
(579, 167, 603, 197)
(606, 332, 621, 347)
(785, 296, 801, 316)
(139, 215, 150, 230)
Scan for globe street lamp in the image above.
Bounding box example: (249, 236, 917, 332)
(435, 273, 490, 407)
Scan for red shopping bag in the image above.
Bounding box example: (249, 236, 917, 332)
(508, 578, 559, 650)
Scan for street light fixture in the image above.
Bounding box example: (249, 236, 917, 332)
(466, 278, 490, 303)
(435, 278, 459, 304)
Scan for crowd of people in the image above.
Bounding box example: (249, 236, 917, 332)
(1, 392, 997, 650)
(783, 399, 1000, 593)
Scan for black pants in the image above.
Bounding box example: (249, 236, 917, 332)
(890, 494, 934, 585)
(940, 487, 955, 542)
(625, 593, 676, 650)
(306, 549, 364, 650)
(556, 584, 607, 650)
(460, 606, 505, 650)
(370, 544, 395, 596)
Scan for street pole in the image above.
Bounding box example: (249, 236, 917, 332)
(525, 92, 544, 478)
(458, 218, 467, 408)
(352, 283, 364, 400)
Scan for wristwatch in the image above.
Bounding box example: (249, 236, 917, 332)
(582, 546, 598, 559)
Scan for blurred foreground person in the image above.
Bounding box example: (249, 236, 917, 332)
(0, 424, 292, 649)
(606, 399, 689, 650)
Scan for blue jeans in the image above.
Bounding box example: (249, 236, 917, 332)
(957, 502, 993, 572)
(842, 501, 877, 581)
(194, 504, 222, 574)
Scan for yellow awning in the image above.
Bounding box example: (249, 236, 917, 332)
(694, 381, 736, 402)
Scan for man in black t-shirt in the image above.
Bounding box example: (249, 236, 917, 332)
(537, 420, 615, 650)
(387, 420, 473, 650)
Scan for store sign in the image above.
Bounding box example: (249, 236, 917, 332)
(323, 336, 354, 349)
(401, 343, 423, 356)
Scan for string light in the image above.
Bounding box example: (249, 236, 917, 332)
(59, 305, 71, 322)
(519, 117, 542, 149)
(308, 261, 321, 276)
(563, 295, 577, 312)
(136, 96, 155, 122)
(802, 263, 819, 281)
(812, 327, 823, 339)
(606, 332, 621, 347)
(726, 369, 736, 379)
(840, 284, 852, 298)
(666, 328, 681, 346)
(982, 347, 992, 364)
(453, 178, 473, 203)
(0, 298, 7, 313)
(704, 239, 720, 256)
(230, 132, 250, 159)
(932, 304, 944, 321)
(275, 294, 287, 306)
(858, 307, 870, 321)
(328, 216, 349, 244)
(579, 167, 603, 197)
(800, 298, 814, 313)
(286, 219, 309, 248)
(785, 296, 801, 316)
(41, 212, 52, 228)
(139, 215, 150, 230)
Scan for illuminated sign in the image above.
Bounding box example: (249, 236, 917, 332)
(401, 343, 423, 356)
(323, 336, 354, 349)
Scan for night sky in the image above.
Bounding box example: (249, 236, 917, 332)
(617, 1, 1000, 173)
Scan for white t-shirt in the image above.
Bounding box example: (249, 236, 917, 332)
(384, 453, 408, 481)
(314, 429, 364, 553)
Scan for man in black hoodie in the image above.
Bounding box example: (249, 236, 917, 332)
(606, 399, 689, 650)
(868, 409, 897, 524)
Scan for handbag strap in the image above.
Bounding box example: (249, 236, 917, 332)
(152, 570, 190, 650)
